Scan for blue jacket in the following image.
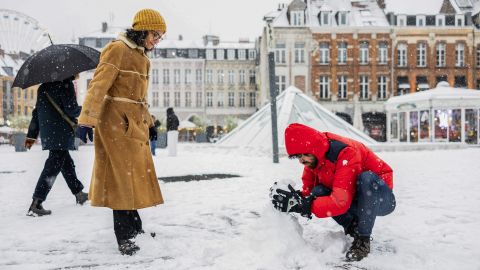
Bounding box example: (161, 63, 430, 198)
(27, 79, 81, 150)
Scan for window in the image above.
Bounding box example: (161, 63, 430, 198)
(294, 43, 305, 63)
(455, 15, 464, 26)
(228, 92, 235, 107)
(184, 69, 191, 85)
(417, 43, 427, 67)
(477, 47, 480, 67)
(163, 92, 170, 107)
(249, 70, 256, 85)
(319, 76, 330, 99)
(196, 69, 202, 84)
(292, 11, 304, 26)
(239, 70, 246, 84)
(206, 49, 214, 60)
(436, 42, 446, 67)
(238, 49, 246, 60)
(321, 11, 330, 26)
(174, 92, 181, 107)
(174, 69, 181, 84)
(275, 75, 286, 92)
(185, 92, 192, 107)
(216, 49, 224, 60)
(196, 92, 202, 108)
(436, 15, 445, 26)
(417, 16, 425, 26)
(456, 43, 465, 67)
(152, 69, 159, 84)
(188, 49, 198, 58)
(228, 70, 235, 85)
(217, 92, 224, 107)
(377, 76, 387, 100)
(397, 43, 407, 67)
(337, 76, 347, 100)
(217, 70, 224, 84)
(227, 49, 235, 60)
(359, 76, 369, 100)
(206, 92, 213, 107)
(398, 17, 406, 26)
(248, 50, 256, 60)
(337, 42, 347, 64)
(359, 42, 369, 64)
(206, 69, 213, 84)
(152, 92, 159, 107)
(249, 92, 256, 107)
(239, 92, 246, 107)
(338, 12, 348, 25)
(319, 42, 330, 64)
(163, 69, 170, 84)
(275, 43, 286, 64)
(378, 42, 388, 64)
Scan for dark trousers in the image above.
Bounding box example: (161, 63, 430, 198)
(32, 150, 84, 201)
(311, 171, 396, 237)
(113, 210, 143, 244)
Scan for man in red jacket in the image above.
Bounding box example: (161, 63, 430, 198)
(271, 123, 396, 261)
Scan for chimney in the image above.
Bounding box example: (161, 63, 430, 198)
(101, 22, 108, 33)
(178, 34, 183, 41)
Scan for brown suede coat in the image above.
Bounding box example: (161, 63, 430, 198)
(78, 33, 163, 210)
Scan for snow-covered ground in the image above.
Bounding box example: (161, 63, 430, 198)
(0, 144, 479, 270)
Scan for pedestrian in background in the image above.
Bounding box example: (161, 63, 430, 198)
(75, 9, 166, 255)
(166, 107, 179, 157)
(25, 76, 89, 217)
(149, 115, 161, 156)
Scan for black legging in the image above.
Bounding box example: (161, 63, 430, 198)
(32, 150, 84, 201)
(113, 210, 143, 244)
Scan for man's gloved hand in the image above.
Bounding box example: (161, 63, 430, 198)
(270, 183, 314, 219)
(24, 138, 36, 150)
(75, 125, 93, 143)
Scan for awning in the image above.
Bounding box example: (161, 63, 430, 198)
(418, 83, 429, 89)
(399, 83, 410, 89)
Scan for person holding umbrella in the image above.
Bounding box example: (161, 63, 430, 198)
(75, 9, 165, 255)
(13, 42, 100, 217)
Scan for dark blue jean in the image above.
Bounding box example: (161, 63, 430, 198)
(311, 171, 396, 237)
(33, 150, 84, 202)
(150, 139, 157, 156)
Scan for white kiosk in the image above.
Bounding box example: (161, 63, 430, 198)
(385, 82, 480, 144)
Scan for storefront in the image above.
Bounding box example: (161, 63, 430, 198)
(385, 82, 480, 144)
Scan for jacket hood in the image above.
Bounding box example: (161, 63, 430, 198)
(166, 107, 174, 115)
(285, 123, 330, 162)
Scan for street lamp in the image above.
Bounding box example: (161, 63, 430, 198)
(266, 19, 279, 163)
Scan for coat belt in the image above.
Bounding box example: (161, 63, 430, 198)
(105, 95, 149, 107)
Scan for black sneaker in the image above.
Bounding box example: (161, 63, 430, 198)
(75, 191, 89, 205)
(345, 236, 371, 261)
(118, 239, 140, 256)
(27, 199, 52, 216)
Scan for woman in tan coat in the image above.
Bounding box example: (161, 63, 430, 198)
(76, 9, 165, 255)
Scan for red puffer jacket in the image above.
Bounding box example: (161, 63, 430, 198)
(285, 123, 393, 218)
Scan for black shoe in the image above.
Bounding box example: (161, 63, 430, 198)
(75, 191, 89, 205)
(27, 199, 52, 216)
(118, 239, 140, 256)
(345, 236, 371, 261)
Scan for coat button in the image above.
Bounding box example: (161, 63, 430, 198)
(143, 120, 147, 124)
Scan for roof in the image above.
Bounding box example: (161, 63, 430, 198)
(217, 86, 376, 153)
(156, 39, 255, 50)
(79, 26, 126, 39)
(269, 0, 389, 28)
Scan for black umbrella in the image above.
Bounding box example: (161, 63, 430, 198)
(12, 44, 100, 89)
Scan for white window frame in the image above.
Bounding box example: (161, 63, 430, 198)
(275, 43, 286, 64)
(185, 92, 192, 107)
(337, 42, 347, 64)
(319, 76, 330, 99)
(294, 43, 305, 63)
(397, 15, 407, 26)
(174, 69, 181, 84)
(416, 15, 426, 27)
(163, 69, 170, 85)
(217, 70, 224, 84)
(338, 11, 348, 26)
(436, 42, 446, 67)
(319, 42, 330, 64)
(455, 15, 464, 26)
(321, 11, 331, 26)
(275, 75, 286, 92)
(248, 50, 256, 60)
(239, 92, 246, 107)
(239, 70, 246, 84)
(174, 92, 181, 107)
(359, 42, 369, 65)
(206, 49, 214, 60)
(377, 76, 387, 100)
(216, 49, 224, 60)
(359, 76, 369, 100)
(227, 49, 235, 60)
(249, 92, 256, 107)
(416, 42, 427, 67)
(238, 49, 246, 60)
(152, 69, 159, 84)
(436, 15, 445, 26)
(184, 69, 191, 85)
(456, 43, 465, 67)
(206, 69, 213, 84)
(397, 43, 407, 67)
(163, 92, 170, 107)
(228, 70, 235, 85)
(196, 92, 202, 108)
(337, 75, 347, 99)
(217, 92, 224, 107)
(196, 69, 202, 84)
(378, 42, 388, 64)
(228, 92, 235, 107)
(206, 92, 213, 107)
(152, 91, 159, 107)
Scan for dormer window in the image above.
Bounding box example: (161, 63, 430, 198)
(206, 49, 214, 60)
(320, 11, 331, 26)
(292, 11, 304, 26)
(455, 15, 464, 26)
(397, 15, 406, 26)
(338, 11, 348, 26)
(416, 15, 425, 27)
(436, 15, 445, 26)
(216, 49, 224, 60)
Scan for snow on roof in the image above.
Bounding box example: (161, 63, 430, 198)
(385, 0, 447, 14)
(218, 86, 376, 153)
(79, 26, 126, 39)
(0, 54, 23, 77)
(156, 39, 254, 50)
(385, 83, 480, 111)
(270, 0, 389, 28)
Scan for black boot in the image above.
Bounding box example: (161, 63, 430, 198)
(75, 191, 89, 205)
(118, 239, 140, 256)
(344, 218, 359, 239)
(27, 199, 52, 216)
(345, 236, 371, 261)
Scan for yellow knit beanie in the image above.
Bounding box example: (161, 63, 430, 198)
(132, 9, 166, 32)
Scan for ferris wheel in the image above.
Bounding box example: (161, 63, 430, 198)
(0, 9, 51, 54)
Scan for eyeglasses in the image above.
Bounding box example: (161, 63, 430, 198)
(151, 31, 165, 41)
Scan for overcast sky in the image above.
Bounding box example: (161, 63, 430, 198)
(2, 0, 282, 43)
